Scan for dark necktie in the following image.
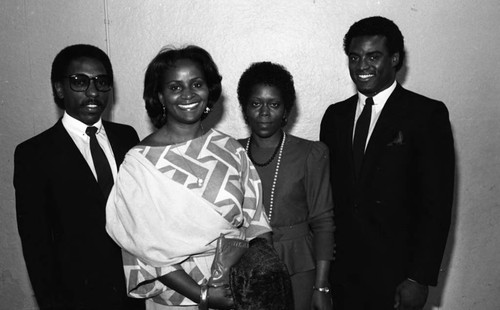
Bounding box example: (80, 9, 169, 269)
(353, 97, 374, 178)
(86, 126, 113, 198)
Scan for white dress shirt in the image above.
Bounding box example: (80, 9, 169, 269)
(353, 80, 397, 150)
(61, 112, 118, 181)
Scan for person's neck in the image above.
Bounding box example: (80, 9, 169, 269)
(250, 130, 283, 149)
(358, 79, 397, 98)
(161, 122, 204, 145)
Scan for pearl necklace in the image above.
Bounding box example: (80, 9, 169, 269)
(246, 132, 286, 221)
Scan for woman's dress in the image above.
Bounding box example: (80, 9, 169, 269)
(106, 129, 271, 308)
(240, 134, 335, 308)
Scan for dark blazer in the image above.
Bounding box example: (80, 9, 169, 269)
(14, 119, 144, 310)
(320, 84, 454, 297)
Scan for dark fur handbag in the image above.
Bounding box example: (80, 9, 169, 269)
(229, 238, 293, 310)
(208, 234, 249, 288)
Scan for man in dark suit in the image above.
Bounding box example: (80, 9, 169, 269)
(14, 44, 144, 310)
(320, 16, 455, 310)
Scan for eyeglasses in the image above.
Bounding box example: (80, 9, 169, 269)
(65, 74, 112, 92)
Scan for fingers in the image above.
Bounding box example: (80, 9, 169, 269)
(209, 285, 234, 309)
(394, 289, 401, 309)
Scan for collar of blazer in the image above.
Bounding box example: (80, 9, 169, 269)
(52, 119, 106, 199)
(359, 83, 411, 172)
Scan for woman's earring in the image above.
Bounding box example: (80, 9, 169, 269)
(282, 114, 288, 126)
(204, 107, 211, 114)
(162, 104, 166, 120)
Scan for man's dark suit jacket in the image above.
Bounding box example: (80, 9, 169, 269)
(320, 84, 455, 306)
(14, 119, 144, 310)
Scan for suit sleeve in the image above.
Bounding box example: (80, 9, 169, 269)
(409, 102, 455, 285)
(14, 143, 64, 309)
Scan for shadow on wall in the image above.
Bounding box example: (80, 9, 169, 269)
(284, 99, 298, 134)
(397, 51, 409, 86)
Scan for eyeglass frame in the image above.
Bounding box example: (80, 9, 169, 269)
(64, 74, 113, 92)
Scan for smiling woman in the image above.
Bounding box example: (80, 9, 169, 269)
(158, 58, 210, 127)
(142, 46, 222, 131)
(105, 45, 272, 310)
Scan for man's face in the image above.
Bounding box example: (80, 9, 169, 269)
(54, 57, 111, 125)
(347, 35, 399, 97)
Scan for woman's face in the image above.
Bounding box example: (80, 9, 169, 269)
(245, 84, 286, 139)
(158, 59, 209, 126)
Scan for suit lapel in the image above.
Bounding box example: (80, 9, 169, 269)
(347, 97, 358, 183)
(338, 95, 358, 184)
(360, 84, 408, 181)
(52, 120, 105, 202)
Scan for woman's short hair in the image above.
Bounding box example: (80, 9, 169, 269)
(237, 62, 296, 118)
(51, 44, 113, 109)
(143, 45, 222, 128)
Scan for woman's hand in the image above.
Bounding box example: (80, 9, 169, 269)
(208, 285, 234, 310)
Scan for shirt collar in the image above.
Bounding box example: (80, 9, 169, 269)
(357, 80, 397, 106)
(62, 112, 103, 136)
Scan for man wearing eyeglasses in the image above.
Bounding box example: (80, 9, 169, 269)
(14, 44, 144, 310)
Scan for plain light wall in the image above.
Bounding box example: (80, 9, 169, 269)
(1, 1, 499, 309)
